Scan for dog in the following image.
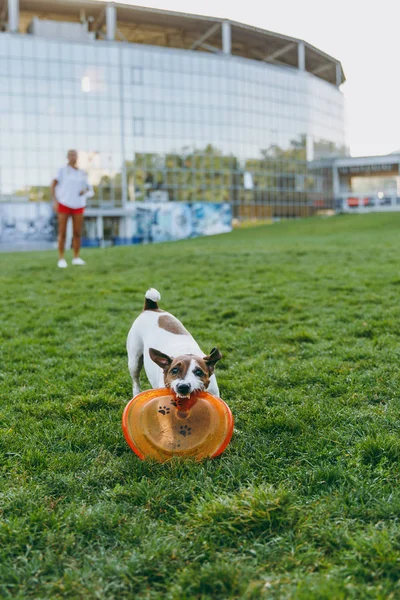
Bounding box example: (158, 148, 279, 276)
(127, 289, 222, 399)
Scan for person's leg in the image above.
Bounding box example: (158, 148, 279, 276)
(72, 212, 84, 259)
(57, 212, 69, 259)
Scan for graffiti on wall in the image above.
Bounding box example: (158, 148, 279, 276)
(0, 202, 56, 247)
(0, 201, 232, 250)
(132, 202, 232, 243)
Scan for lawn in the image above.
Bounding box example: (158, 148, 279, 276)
(1, 213, 400, 599)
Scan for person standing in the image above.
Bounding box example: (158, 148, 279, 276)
(51, 150, 93, 268)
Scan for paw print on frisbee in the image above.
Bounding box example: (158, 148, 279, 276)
(122, 389, 233, 462)
(179, 425, 192, 437)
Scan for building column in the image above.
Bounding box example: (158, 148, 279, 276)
(120, 214, 133, 241)
(8, 0, 19, 33)
(85, 218, 97, 240)
(127, 215, 134, 240)
(105, 3, 116, 41)
(96, 215, 104, 243)
(222, 20, 231, 54)
(298, 42, 305, 70)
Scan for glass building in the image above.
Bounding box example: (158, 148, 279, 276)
(0, 0, 347, 245)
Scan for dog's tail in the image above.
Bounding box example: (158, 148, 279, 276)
(143, 288, 161, 311)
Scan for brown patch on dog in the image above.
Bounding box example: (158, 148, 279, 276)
(158, 314, 189, 335)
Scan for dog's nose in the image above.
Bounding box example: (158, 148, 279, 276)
(177, 383, 191, 395)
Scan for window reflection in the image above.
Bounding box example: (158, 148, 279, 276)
(0, 33, 346, 212)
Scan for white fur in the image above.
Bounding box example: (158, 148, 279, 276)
(127, 292, 219, 398)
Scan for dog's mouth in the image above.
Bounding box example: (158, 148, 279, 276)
(165, 383, 189, 398)
(176, 392, 191, 399)
(173, 387, 192, 399)
(175, 386, 205, 399)
(167, 380, 206, 399)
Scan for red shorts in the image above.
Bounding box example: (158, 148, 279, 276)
(57, 203, 85, 215)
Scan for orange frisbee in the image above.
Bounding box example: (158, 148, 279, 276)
(122, 388, 234, 462)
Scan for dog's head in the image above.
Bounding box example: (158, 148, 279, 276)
(149, 347, 222, 398)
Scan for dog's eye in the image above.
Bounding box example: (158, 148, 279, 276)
(194, 368, 204, 377)
(170, 367, 179, 375)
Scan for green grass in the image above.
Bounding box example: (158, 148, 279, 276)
(1, 213, 400, 599)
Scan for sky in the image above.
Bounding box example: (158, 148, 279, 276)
(101, 0, 400, 157)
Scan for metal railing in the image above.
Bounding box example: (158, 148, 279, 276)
(337, 194, 400, 213)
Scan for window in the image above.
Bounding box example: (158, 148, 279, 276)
(131, 67, 143, 85)
(133, 118, 144, 136)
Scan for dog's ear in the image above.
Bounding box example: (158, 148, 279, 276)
(203, 347, 222, 373)
(149, 348, 172, 370)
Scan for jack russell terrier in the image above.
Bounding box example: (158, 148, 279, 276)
(127, 289, 222, 399)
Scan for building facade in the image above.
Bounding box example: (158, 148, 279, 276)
(0, 0, 347, 247)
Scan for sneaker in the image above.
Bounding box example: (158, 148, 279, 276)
(58, 258, 67, 268)
(72, 257, 86, 266)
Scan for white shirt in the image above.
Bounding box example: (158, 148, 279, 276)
(55, 166, 93, 209)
